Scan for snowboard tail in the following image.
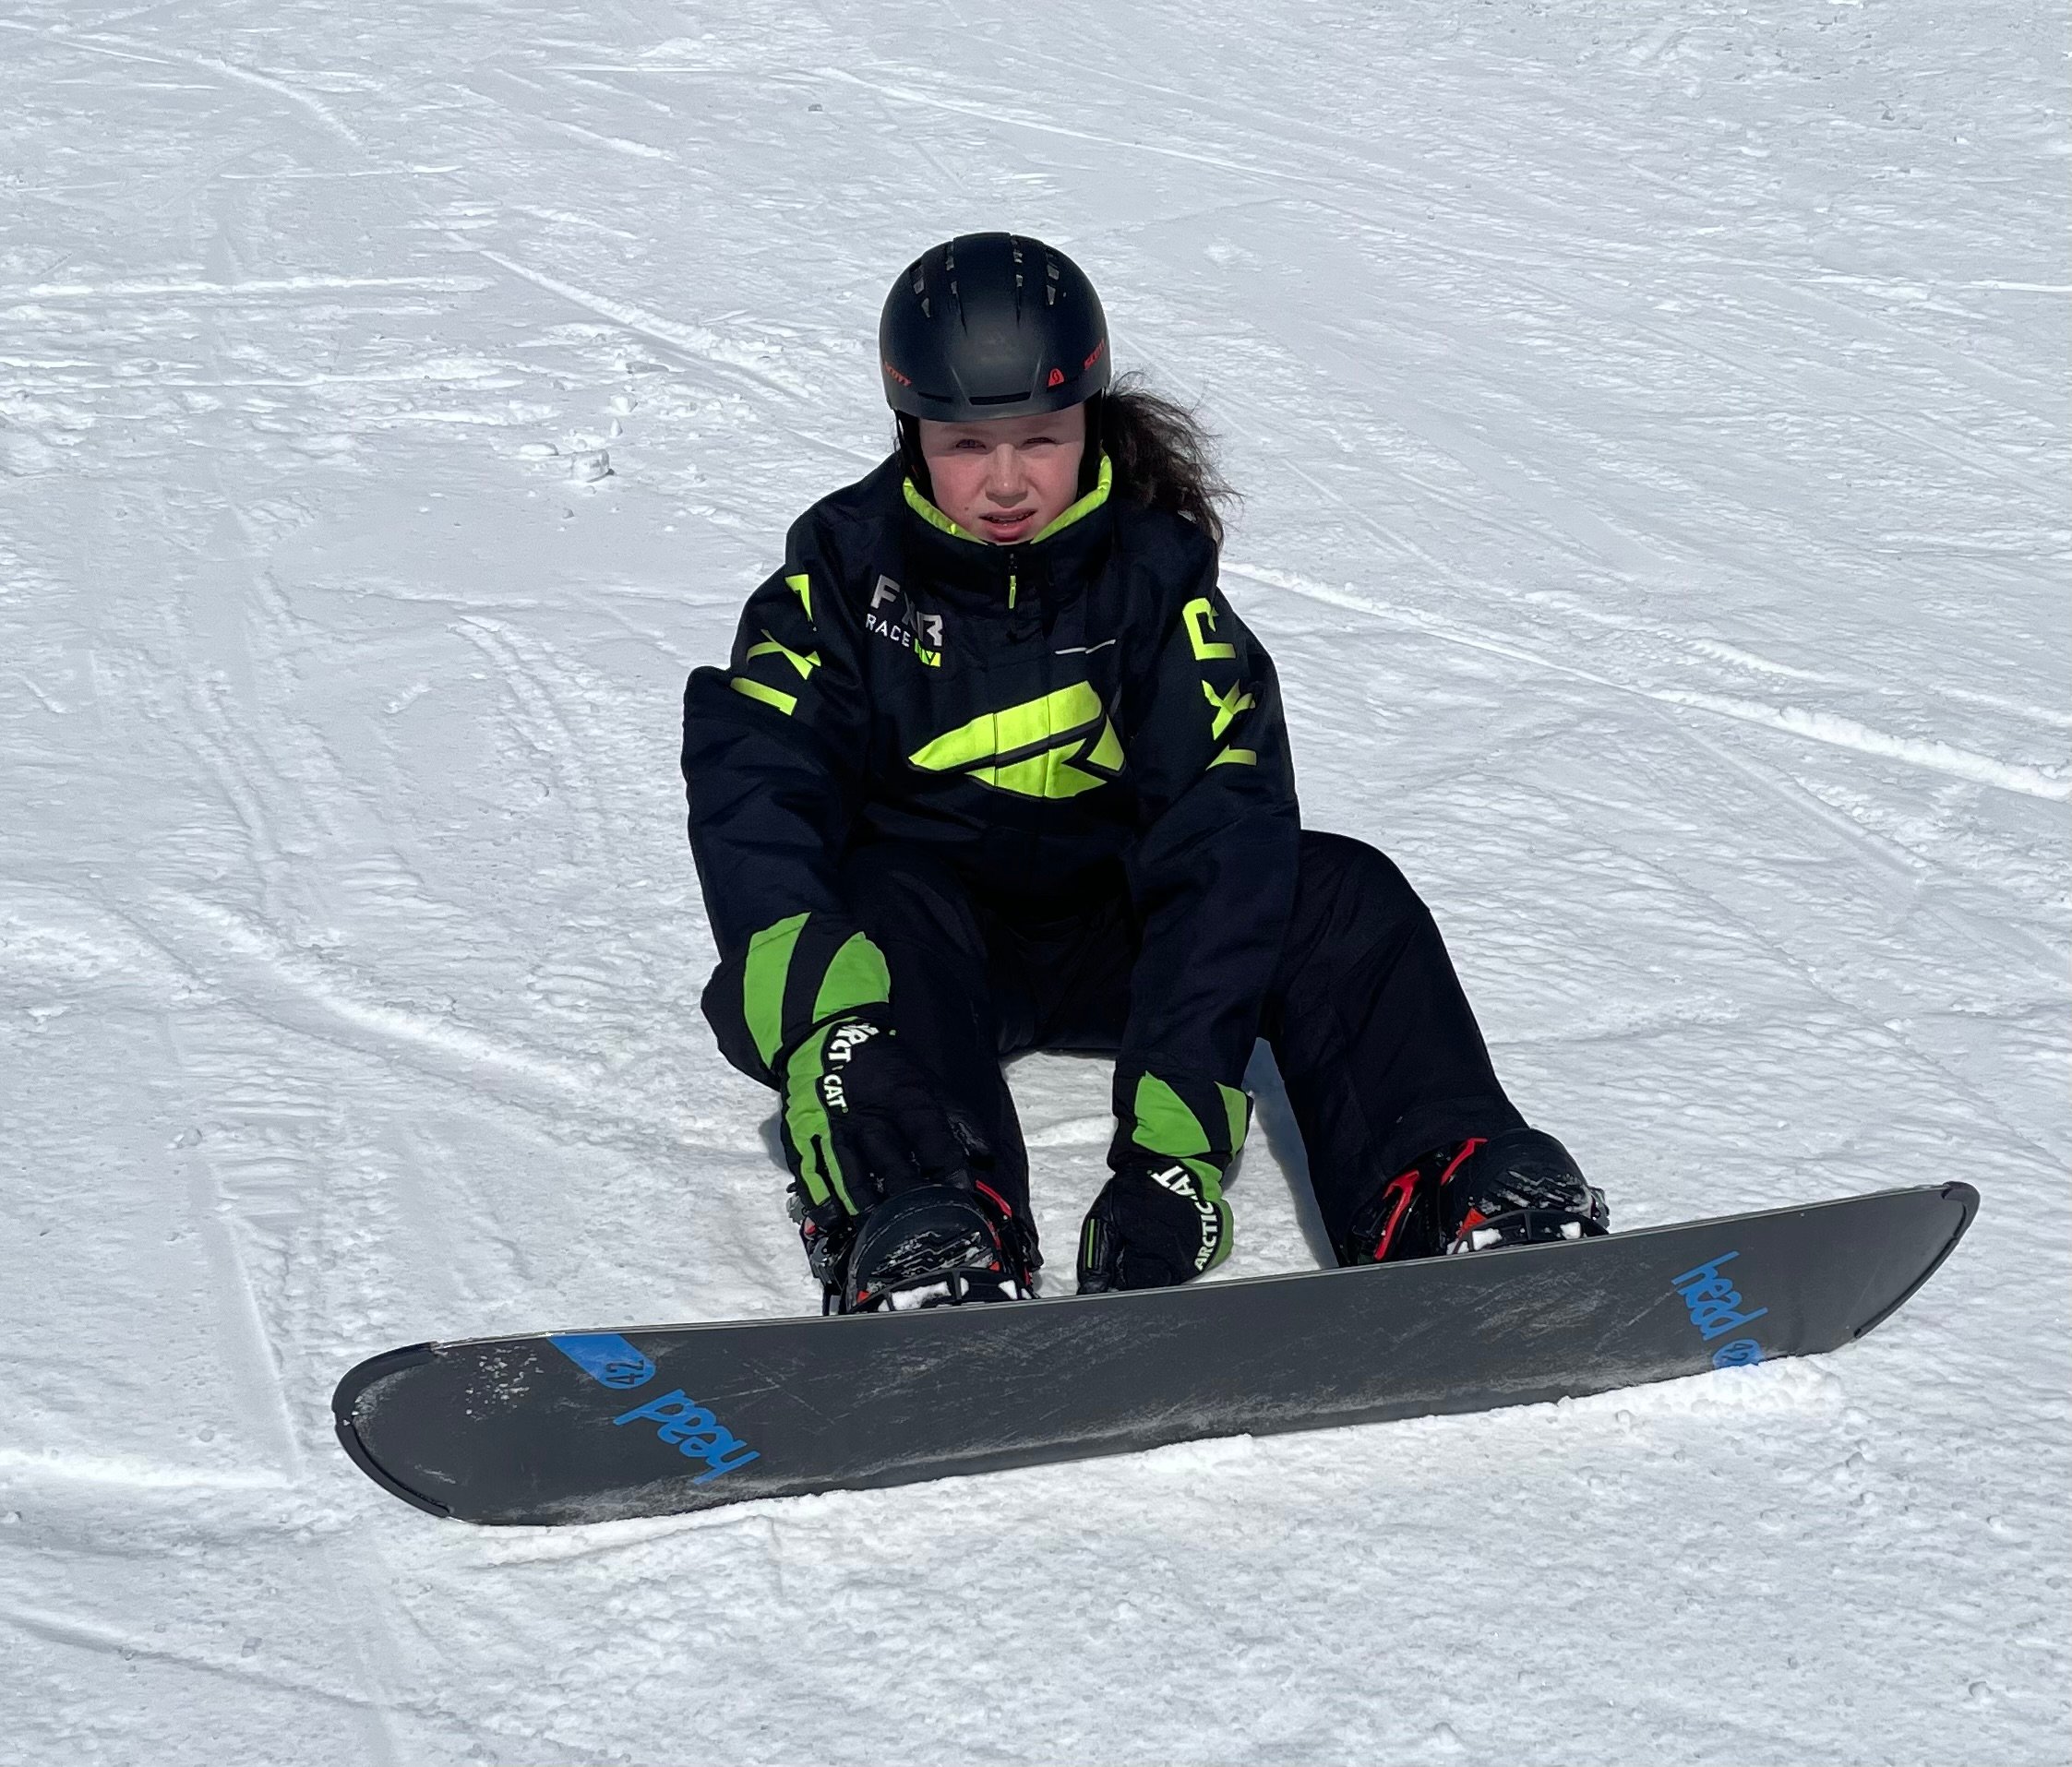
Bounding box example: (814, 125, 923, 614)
(334, 1182, 1975, 1525)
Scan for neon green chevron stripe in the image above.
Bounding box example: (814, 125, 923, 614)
(972, 751, 1107, 798)
(746, 632, 820, 680)
(909, 680, 1104, 773)
(731, 676, 796, 716)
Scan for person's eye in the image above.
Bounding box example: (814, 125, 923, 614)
(953, 438, 986, 451)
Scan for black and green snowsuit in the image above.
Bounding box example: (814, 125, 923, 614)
(681, 455, 1522, 1266)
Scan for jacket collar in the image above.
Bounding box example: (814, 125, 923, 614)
(901, 455, 1114, 550)
(896, 456, 1115, 616)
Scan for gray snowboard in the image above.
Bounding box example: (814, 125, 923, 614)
(333, 1181, 1975, 1525)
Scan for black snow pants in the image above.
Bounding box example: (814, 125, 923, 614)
(839, 830, 1525, 1267)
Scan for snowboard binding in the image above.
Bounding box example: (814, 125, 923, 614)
(801, 1180, 1037, 1316)
(1343, 1128, 1609, 1266)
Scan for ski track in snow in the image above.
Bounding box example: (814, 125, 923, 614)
(1, 0, 2065, 1762)
(1227, 560, 2071, 800)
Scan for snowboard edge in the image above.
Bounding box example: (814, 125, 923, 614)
(1848, 1179, 1978, 1342)
(332, 1343, 451, 1518)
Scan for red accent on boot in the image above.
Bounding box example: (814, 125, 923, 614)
(1368, 1169, 1424, 1262)
(1438, 1139, 1485, 1187)
(1435, 1139, 1489, 1241)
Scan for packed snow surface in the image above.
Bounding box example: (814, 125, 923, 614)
(2, 0, 2066, 1761)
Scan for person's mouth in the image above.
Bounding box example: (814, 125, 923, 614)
(980, 508, 1036, 541)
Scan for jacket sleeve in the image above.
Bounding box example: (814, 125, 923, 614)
(1110, 558, 1300, 1192)
(682, 517, 889, 1087)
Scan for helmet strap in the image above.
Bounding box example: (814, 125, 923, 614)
(1076, 392, 1106, 497)
(895, 412, 933, 501)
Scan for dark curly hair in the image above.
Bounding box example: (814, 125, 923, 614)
(1093, 372, 1237, 549)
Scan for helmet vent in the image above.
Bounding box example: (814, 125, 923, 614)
(879, 233, 1109, 421)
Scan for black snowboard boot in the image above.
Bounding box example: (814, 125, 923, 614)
(832, 1182, 1036, 1315)
(1342, 1128, 1608, 1265)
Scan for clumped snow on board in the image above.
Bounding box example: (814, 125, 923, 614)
(1, 1, 2065, 1762)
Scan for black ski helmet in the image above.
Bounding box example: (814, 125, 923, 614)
(879, 233, 1111, 423)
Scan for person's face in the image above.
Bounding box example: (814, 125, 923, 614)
(916, 404, 1088, 545)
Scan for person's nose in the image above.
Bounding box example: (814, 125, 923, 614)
(984, 444, 1027, 504)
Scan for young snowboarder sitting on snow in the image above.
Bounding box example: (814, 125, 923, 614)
(683, 232, 1607, 1314)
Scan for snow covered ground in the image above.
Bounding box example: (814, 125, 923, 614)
(2, 0, 2066, 1760)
